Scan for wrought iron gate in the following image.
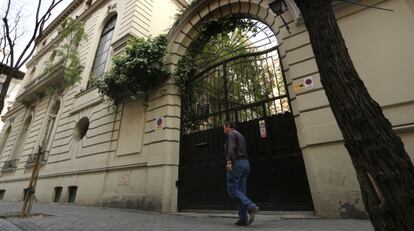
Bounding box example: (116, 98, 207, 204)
(178, 19, 313, 211)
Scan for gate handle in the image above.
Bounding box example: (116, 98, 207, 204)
(195, 142, 208, 147)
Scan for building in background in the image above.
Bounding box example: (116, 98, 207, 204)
(0, 63, 24, 130)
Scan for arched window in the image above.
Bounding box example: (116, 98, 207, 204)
(90, 15, 117, 80)
(26, 67, 36, 85)
(0, 126, 11, 156)
(11, 115, 32, 160)
(49, 50, 57, 63)
(42, 100, 61, 157)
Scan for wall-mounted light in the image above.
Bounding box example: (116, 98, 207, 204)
(269, 0, 287, 16)
(269, 0, 290, 33)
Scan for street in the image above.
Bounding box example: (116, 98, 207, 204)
(0, 201, 374, 231)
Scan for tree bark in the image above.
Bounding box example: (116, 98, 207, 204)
(294, 0, 414, 230)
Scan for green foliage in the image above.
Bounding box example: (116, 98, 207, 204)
(97, 35, 170, 104)
(44, 18, 87, 94)
(175, 15, 257, 92)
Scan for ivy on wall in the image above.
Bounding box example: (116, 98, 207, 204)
(95, 15, 256, 105)
(44, 18, 87, 95)
(174, 15, 256, 93)
(96, 35, 169, 104)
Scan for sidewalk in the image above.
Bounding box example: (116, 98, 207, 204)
(0, 201, 374, 231)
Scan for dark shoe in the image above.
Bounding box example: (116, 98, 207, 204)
(234, 219, 248, 226)
(248, 205, 259, 225)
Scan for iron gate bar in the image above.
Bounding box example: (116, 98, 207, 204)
(192, 21, 274, 66)
(186, 95, 290, 122)
(223, 62, 230, 121)
(275, 45, 295, 114)
(191, 45, 279, 82)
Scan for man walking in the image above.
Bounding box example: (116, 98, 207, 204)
(224, 122, 259, 226)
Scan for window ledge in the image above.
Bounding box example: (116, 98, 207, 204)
(70, 87, 104, 115)
(75, 85, 98, 99)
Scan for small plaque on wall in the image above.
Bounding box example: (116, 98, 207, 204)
(118, 174, 130, 186)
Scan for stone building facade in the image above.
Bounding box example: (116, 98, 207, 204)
(0, 0, 413, 219)
(0, 0, 185, 213)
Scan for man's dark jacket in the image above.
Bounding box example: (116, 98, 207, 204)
(225, 130, 248, 162)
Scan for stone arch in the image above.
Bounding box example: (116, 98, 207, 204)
(10, 114, 33, 160)
(166, 0, 299, 114)
(0, 125, 12, 156)
(168, 0, 316, 212)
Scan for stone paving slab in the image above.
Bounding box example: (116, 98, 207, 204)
(0, 201, 374, 231)
(0, 219, 21, 231)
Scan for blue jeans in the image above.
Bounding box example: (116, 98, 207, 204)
(227, 159, 255, 222)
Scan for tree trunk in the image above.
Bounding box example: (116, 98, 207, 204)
(294, 0, 414, 230)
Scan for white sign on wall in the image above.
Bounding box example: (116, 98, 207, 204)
(155, 116, 165, 130)
(303, 76, 314, 89)
(259, 120, 267, 138)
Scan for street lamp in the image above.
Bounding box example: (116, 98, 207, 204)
(269, 0, 290, 33)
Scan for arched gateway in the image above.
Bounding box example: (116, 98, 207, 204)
(167, 0, 313, 211)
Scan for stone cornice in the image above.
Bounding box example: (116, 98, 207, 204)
(172, 0, 188, 8)
(3, 102, 25, 119)
(37, 0, 85, 43)
(111, 33, 136, 54)
(27, 0, 111, 67)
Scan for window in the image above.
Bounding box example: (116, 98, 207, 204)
(0, 189, 5, 200)
(0, 126, 11, 155)
(49, 51, 57, 63)
(27, 67, 36, 83)
(22, 188, 29, 201)
(332, 0, 360, 11)
(90, 15, 117, 80)
(42, 100, 61, 157)
(11, 115, 32, 160)
(73, 117, 89, 141)
(68, 186, 78, 203)
(26, 67, 36, 87)
(53, 186, 62, 203)
(30, 67, 36, 76)
(86, 0, 92, 7)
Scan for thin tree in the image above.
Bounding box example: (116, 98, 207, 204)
(0, 0, 64, 114)
(293, 0, 414, 230)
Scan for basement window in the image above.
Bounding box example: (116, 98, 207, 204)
(332, 0, 360, 11)
(53, 186, 62, 203)
(22, 188, 29, 201)
(68, 186, 78, 203)
(0, 190, 5, 200)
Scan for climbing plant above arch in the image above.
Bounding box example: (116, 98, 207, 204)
(174, 15, 262, 92)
